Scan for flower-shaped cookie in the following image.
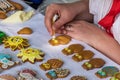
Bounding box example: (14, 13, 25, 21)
(95, 66, 119, 78)
(17, 47, 45, 64)
(110, 72, 120, 80)
(3, 36, 30, 51)
(82, 58, 105, 70)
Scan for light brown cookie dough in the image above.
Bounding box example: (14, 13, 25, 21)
(72, 50, 94, 62)
(40, 59, 64, 71)
(0, 75, 16, 80)
(95, 66, 119, 78)
(17, 27, 33, 35)
(70, 76, 87, 80)
(82, 58, 105, 70)
(46, 68, 70, 79)
(48, 35, 71, 46)
(62, 44, 84, 55)
(110, 72, 120, 80)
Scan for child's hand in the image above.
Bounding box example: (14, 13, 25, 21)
(63, 20, 108, 45)
(44, 0, 89, 35)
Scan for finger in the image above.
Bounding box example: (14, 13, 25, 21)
(53, 14, 70, 30)
(45, 6, 58, 35)
(65, 24, 73, 31)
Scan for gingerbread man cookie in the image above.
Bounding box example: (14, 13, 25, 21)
(95, 66, 119, 78)
(17, 47, 45, 64)
(48, 35, 71, 46)
(72, 50, 94, 62)
(3, 36, 30, 51)
(40, 59, 64, 71)
(62, 44, 84, 55)
(82, 58, 105, 70)
(0, 75, 16, 80)
(0, 0, 24, 19)
(110, 72, 120, 80)
(17, 69, 43, 80)
(0, 53, 19, 70)
(46, 68, 70, 79)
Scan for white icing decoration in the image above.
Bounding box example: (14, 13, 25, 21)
(19, 73, 39, 80)
(0, 57, 14, 68)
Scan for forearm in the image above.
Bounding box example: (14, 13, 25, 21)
(91, 33, 120, 64)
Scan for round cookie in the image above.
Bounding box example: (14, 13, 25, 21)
(82, 58, 105, 70)
(70, 76, 87, 80)
(62, 44, 84, 55)
(40, 59, 63, 71)
(17, 27, 33, 35)
(47, 59, 64, 69)
(48, 35, 71, 46)
(46, 70, 57, 79)
(110, 72, 120, 80)
(3, 36, 30, 51)
(17, 47, 45, 64)
(0, 75, 16, 80)
(95, 66, 119, 78)
(72, 50, 94, 62)
(55, 68, 70, 78)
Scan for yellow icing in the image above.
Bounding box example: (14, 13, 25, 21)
(3, 36, 29, 50)
(42, 63, 51, 69)
(17, 48, 44, 63)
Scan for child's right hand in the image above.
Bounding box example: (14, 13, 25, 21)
(44, 1, 87, 35)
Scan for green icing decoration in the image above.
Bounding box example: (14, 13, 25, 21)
(0, 31, 7, 44)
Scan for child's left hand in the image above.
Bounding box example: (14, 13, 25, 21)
(63, 20, 109, 46)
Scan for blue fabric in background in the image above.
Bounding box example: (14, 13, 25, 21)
(29, 0, 43, 4)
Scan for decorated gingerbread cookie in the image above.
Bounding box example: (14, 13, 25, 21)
(17, 47, 45, 64)
(110, 72, 120, 80)
(82, 58, 105, 70)
(3, 36, 30, 51)
(17, 69, 43, 80)
(62, 44, 84, 55)
(46, 68, 70, 79)
(17, 27, 33, 35)
(70, 76, 87, 80)
(48, 35, 71, 46)
(0, 53, 19, 69)
(40, 59, 64, 71)
(0, 31, 7, 44)
(95, 66, 119, 78)
(0, 75, 16, 80)
(0, 0, 23, 19)
(72, 50, 94, 62)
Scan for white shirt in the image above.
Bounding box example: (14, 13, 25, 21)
(89, 0, 120, 44)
